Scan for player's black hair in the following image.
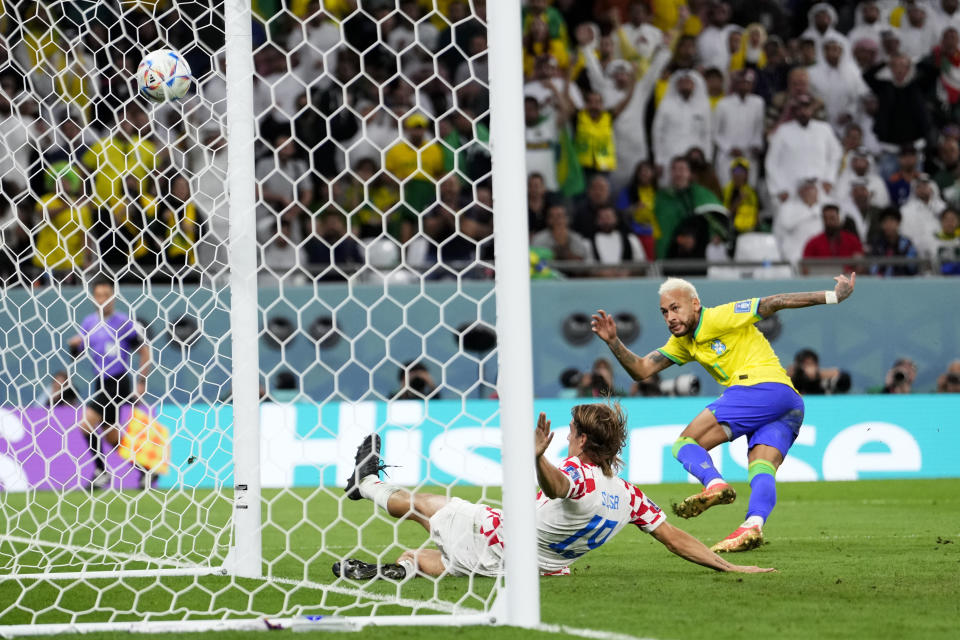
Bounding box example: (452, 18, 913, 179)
(879, 207, 902, 223)
(794, 348, 819, 365)
(821, 203, 840, 215)
(570, 402, 628, 477)
(398, 361, 429, 382)
(274, 370, 298, 390)
(89, 275, 116, 291)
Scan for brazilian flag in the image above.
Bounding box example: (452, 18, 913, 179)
(556, 124, 585, 199)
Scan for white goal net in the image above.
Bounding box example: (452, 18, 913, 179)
(0, 0, 536, 633)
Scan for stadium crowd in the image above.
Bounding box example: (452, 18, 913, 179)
(2, 0, 960, 286)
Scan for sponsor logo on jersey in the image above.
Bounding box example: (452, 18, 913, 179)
(734, 300, 752, 313)
(563, 464, 581, 482)
(710, 339, 726, 356)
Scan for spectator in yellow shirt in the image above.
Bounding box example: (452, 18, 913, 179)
(722, 158, 761, 233)
(384, 113, 447, 216)
(523, 16, 569, 79)
(32, 163, 93, 283)
(82, 104, 163, 212)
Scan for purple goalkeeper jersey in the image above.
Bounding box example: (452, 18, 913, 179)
(78, 312, 144, 379)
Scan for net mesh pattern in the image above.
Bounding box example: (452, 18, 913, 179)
(0, 0, 502, 625)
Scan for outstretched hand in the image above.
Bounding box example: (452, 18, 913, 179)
(834, 272, 856, 303)
(728, 565, 777, 574)
(534, 412, 553, 457)
(591, 309, 618, 344)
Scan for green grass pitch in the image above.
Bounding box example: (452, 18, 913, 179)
(2, 478, 957, 640)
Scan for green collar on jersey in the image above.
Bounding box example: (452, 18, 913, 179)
(693, 309, 704, 340)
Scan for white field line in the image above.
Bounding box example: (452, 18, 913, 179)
(534, 623, 658, 640)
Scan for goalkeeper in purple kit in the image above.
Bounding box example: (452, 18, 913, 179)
(592, 274, 855, 551)
(68, 277, 152, 490)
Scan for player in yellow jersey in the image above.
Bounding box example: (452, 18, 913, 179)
(591, 274, 856, 551)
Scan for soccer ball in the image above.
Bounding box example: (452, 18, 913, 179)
(137, 49, 192, 103)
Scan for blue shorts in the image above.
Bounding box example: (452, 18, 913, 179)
(707, 383, 805, 457)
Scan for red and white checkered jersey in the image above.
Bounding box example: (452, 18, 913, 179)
(535, 456, 666, 574)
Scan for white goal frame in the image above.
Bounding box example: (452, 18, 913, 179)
(0, 0, 539, 634)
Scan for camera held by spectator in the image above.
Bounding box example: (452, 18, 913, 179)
(883, 358, 917, 394)
(937, 360, 960, 393)
(576, 358, 621, 398)
(789, 348, 851, 395)
(657, 374, 701, 397)
(394, 361, 438, 400)
(631, 372, 664, 397)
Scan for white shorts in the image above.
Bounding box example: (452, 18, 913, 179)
(428, 497, 504, 577)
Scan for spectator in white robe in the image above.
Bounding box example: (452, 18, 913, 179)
(618, 2, 663, 62)
(802, 3, 853, 67)
(774, 178, 829, 265)
(524, 55, 584, 111)
(713, 69, 764, 187)
(578, 24, 625, 107)
(808, 35, 871, 134)
(898, 2, 940, 62)
(852, 37, 881, 72)
(897, 2, 945, 62)
(765, 94, 843, 205)
(525, 79, 572, 192)
(900, 174, 948, 255)
(697, 2, 735, 72)
(191, 130, 230, 285)
(253, 45, 309, 122)
(934, 0, 960, 31)
(848, 1, 885, 51)
(286, 3, 341, 82)
(652, 70, 711, 183)
(0, 82, 40, 199)
(582, 43, 671, 192)
(837, 147, 892, 209)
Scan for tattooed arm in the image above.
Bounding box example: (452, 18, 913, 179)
(592, 310, 675, 380)
(757, 273, 856, 319)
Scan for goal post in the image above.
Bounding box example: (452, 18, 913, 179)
(0, 0, 540, 634)
(224, 0, 263, 581)
(487, 0, 540, 628)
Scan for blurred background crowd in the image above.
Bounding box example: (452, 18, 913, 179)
(1, 0, 960, 287)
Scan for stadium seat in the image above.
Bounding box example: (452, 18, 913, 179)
(706, 265, 742, 280)
(733, 233, 794, 280)
(734, 233, 782, 262)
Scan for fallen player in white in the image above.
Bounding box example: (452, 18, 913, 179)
(333, 403, 776, 580)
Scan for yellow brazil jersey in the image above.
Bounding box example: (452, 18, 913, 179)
(82, 135, 159, 210)
(384, 139, 445, 183)
(574, 110, 616, 172)
(657, 298, 797, 391)
(33, 195, 92, 270)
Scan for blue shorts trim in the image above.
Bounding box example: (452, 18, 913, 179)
(707, 383, 805, 457)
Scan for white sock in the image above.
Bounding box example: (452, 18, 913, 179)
(397, 557, 416, 579)
(706, 478, 726, 490)
(359, 475, 400, 510)
(744, 515, 764, 529)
